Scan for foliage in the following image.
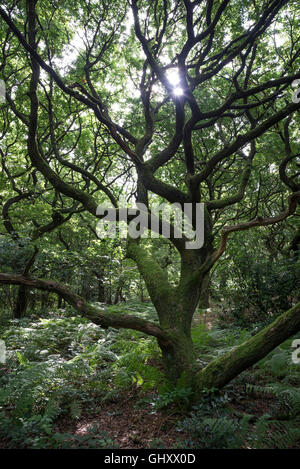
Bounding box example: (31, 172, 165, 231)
(0, 305, 165, 448)
(216, 245, 300, 327)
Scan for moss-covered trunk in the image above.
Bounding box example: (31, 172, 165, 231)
(195, 301, 300, 392)
(158, 330, 194, 384)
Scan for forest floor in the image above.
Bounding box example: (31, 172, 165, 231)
(52, 383, 280, 449)
(54, 389, 187, 449)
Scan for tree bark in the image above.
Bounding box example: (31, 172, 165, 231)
(159, 330, 194, 385)
(0, 273, 173, 345)
(13, 285, 29, 319)
(199, 272, 210, 309)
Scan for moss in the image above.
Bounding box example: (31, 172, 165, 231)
(196, 301, 300, 393)
(126, 238, 174, 319)
(159, 329, 195, 384)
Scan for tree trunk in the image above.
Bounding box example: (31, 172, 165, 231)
(158, 329, 194, 385)
(199, 272, 210, 309)
(13, 285, 29, 318)
(41, 292, 48, 312)
(139, 274, 145, 302)
(114, 276, 125, 304)
(98, 279, 105, 303)
(57, 294, 63, 309)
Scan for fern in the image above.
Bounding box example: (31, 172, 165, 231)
(40, 398, 60, 434)
(245, 383, 276, 398)
(250, 415, 300, 449)
(69, 400, 82, 420)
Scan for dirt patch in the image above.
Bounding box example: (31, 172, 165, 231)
(55, 390, 188, 449)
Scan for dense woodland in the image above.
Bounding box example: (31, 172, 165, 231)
(0, 0, 299, 450)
